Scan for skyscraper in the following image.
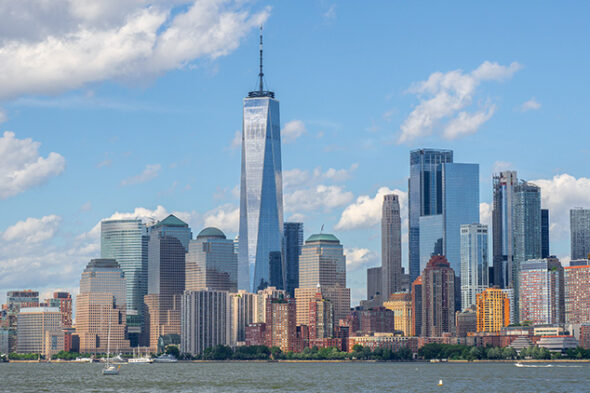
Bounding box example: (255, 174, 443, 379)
(238, 28, 284, 292)
(492, 170, 518, 288)
(366, 267, 382, 303)
(283, 222, 304, 297)
(16, 307, 62, 355)
(564, 264, 590, 324)
(476, 288, 510, 333)
(409, 149, 453, 282)
(186, 227, 238, 292)
(541, 209, 550, 258)
(571, 208, 590, 260)
(519, 257, 564, 325)
(421, 255, 455, 337)
(382, 194, 402, 299)
(460, 224, 489, 310)
(101, 219, 148, 344)
(43, 292, 72, 328)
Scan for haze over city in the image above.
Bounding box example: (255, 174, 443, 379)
(1, 0, 590, 308)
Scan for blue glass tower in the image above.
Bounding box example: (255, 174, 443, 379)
(239, 28, 284, 292)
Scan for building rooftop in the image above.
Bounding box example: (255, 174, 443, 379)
(152, 214, 188, 228)
(84, 259, 120, 271)
(306, 233, 340, 243)
(196, 227, 226, 239)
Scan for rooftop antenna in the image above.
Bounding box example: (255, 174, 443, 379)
(320, 224, 324, 234)
(258, 25, 264, 93)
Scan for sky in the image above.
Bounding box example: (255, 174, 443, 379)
(1, 1, 590, 306)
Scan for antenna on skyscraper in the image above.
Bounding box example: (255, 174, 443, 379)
(320, 224, 324, 234)
(259, 25, 264, 93)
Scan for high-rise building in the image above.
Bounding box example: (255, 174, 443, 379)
(382, 194, 402, 299)
(456, 307, 477, 337)
(16, 307, 62, 355)
(411, 276, 423, 336)
(383, 292, 412, 336)
(367, 267, 382, 303)
(180, 290, 230, 356)
(571, 208, 590, 260)
(295, 234, 350, 323)
(519, 258, 564, 325)
(308, 292, 334, 340)
(421, 255, 456, 337)
(255, 286, 285, 323)
(409, 149, 453, 282)
(418, 163, 479, 276)
(476, 288, 510, 333)
(264, 297, 296, 352)
(564, 264, 590, 324)
(2, 290, 39, 353)
(492, 170, 518, 288)
(101, 219, 148, 343)
(512, 181, 542, 323)
(75, 259, 130, 353)
(238, 28, 284, 292)
(43, 292, 72, 328)
(460, 224, 489, 310)
(541, 209, 550, 258)
(283, 222, 303, 297)
(186, 227, 238, 292)
(145, 215, 191, 351)
(229, 291, 257, 345)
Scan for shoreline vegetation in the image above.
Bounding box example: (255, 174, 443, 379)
(4, 343, 590, 363)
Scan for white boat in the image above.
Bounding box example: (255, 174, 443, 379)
(515, 362, 524, 367)
(102, 319, 120, 375)
(128, 348, 153, 364)
(154, 354, 178, 363)
(73, 357, 93, 363)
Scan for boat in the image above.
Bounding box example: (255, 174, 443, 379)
(154, 354, 178, 363)
(128, 348, 153, 364)
(515, 362, 524, 367)
(102, 318, 120, 375)
(111, 354, 127, 364)
(73, 357, 93, 363)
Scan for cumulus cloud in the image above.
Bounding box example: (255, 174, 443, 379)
(0, 1, 269, 100)
(229, 130, 241, 150)
(0, 131, 66, 199)
(398, 61, 521, 143)
(120, 163, 161, 186)
(345, 248, 378, 271)
(285, 185, 353, 213)
(531, 174, 590, 240)
(480, 202, 492, 228)
(335, 187, 407, 231)
(2, 215, 61, 243)
(520, 97, 541, 112)
(203, 204, 239, 235)
(282, 120, 307, 143)
(283, 164, 358, 190)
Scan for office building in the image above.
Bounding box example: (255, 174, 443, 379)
(16, 307, 62, 355)
(296, 234, 350, 323)
(238, 29, 284, 292)
(456, 307, 477, 337)
(367, 267, 382, 303)
(571, 208, 590, 260)
(75, 259, 130, 353)
(383, 292, 412, 337)
(308, 292, 334, 340)
(284, 222, 303, 297)
(421, 255, 456, 337)
(541, 209, 550, 258)
(181, 290, 230, 356)
(382, 194, 402, 298)
(1, 290, 39, 352)
(43, 292, 72, 328)
(101, 219, 148, 343)
(519, 258, 564, 325)
(460, 224, 489, 309)
(565, 264, 590, 324)
(265, 297, 297, 352)
(476, 288, 510, 333)
(411, 276, 423, 336)
(255, 286, 285, 323)
(409, 149, 453, 282)
(186, 227, 238, 292)
(492, 170, 518, 288)
(229, 291, 257, 345)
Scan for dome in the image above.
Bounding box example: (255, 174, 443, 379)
(306, 233, 340, 243)
(197, 227, 226, 239)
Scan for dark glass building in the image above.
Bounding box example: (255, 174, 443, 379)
(283, 222, 303, 297)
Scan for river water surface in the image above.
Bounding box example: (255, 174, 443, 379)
(0, 361, 587, 392)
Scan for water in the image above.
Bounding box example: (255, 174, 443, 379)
(0, 362, 587, 392)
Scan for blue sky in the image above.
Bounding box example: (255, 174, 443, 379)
(1, 1, 590, 305)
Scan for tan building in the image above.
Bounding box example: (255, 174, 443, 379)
(421, 256, 455, 337)
(16, 307, 62, 355)
(383, 292, 412, 336)
(229, 290, 257, 345)
(75, 259, 130, 353)
(476, 288, 510, 333)
(308, 292, 334, 340)
(265, 298, 296, 352)
(255, 286, 285, 323)
(565, 264, 590, 324)
(144, 294, 182, 352)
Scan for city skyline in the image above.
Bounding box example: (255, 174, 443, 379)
(3, 2, 590, 307)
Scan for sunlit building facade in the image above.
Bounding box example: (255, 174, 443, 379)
(460, 224, 489, 309)
(564, 264, 590, 324)
(476, 288, 510, 333)
(519, 258, 564, 325)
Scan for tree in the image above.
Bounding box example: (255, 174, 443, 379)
(165, 345, 180, 358)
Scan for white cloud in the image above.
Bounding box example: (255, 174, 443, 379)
(345, 248, 378, 271)
(520, 97, 541, 112)
(0, 131, 66, 199)
(492, 161, 512, 173)
(0, 1, 269, 100)
(230, 130, 241, 150)
(322, 4, 336, 21)
(531, 174, 590, 241)
(443, 104, 495, 139)
(480, 202, 492, 228)
(282, 120, 307, 143)
(399, 61, 521, 143)
(120, 163, 161, 186)
(335, 187, 407, 231)
(2, 215, 61, 243)
(283, 164, 358, 190)
(203, 204, 239, 235)
(285, 185, 353, 213)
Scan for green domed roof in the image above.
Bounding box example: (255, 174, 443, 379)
(306, 233, 340, 243)
(197, 227, 226, 239)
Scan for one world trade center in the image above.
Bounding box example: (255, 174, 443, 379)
(238, 27, 284, 292)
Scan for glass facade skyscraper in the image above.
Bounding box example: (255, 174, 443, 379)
(238, 36, 284, 292)
(541, 209, 550, 258)
(460, 224, 489, 310)
(408, 149, 453, 282)
(492, 171, 518, 288)
(101, 219, 148, 340)
(283, 222, 303, 297)
(571, 208, 590, 260)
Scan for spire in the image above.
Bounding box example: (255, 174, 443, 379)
(259, 25, 264, 93)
